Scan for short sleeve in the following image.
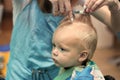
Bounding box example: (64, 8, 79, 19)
(12, 0, 31, 24)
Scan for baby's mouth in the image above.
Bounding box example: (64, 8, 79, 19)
(52, 58, 58, 63)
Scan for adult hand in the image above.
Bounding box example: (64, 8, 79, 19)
(84, 0, 119, 13)
(49, 0, 78, 21)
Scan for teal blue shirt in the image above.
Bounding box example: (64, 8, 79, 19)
(6, 0, 63, 80)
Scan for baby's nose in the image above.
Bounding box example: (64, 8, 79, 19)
(52, 49, 59, 56)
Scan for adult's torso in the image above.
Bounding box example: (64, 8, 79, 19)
(7, 0, 63, 79)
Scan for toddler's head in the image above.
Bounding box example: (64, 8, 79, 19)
(52, 14, 97, 68)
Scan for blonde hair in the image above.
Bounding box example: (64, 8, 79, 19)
(58, 14, 97, 59)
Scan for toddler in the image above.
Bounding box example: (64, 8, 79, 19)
(52, 14, 105, 80)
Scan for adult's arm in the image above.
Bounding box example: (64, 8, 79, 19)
(84, 0, 120, 34)
(92, 1, 120, 34)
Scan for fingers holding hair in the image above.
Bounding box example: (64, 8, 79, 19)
(84, 0, 106, 12)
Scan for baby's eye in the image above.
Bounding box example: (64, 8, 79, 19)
(59, 48, 66, 52)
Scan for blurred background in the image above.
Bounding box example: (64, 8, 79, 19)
(0, 0, 120, 79)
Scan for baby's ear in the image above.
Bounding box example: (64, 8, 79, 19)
(78, 50, 89, 62)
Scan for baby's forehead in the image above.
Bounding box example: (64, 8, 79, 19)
(54, 30, 86, 49)
(56, 22, 92, 34)
(54, 24, 88, 42)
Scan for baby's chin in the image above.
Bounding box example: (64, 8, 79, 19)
(52, 58, 71, 67)
(54, 62, 61, 67)
(54, 62, 64, 67)
(55, 64, 71, 68)
(55, 63, 61, 67)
